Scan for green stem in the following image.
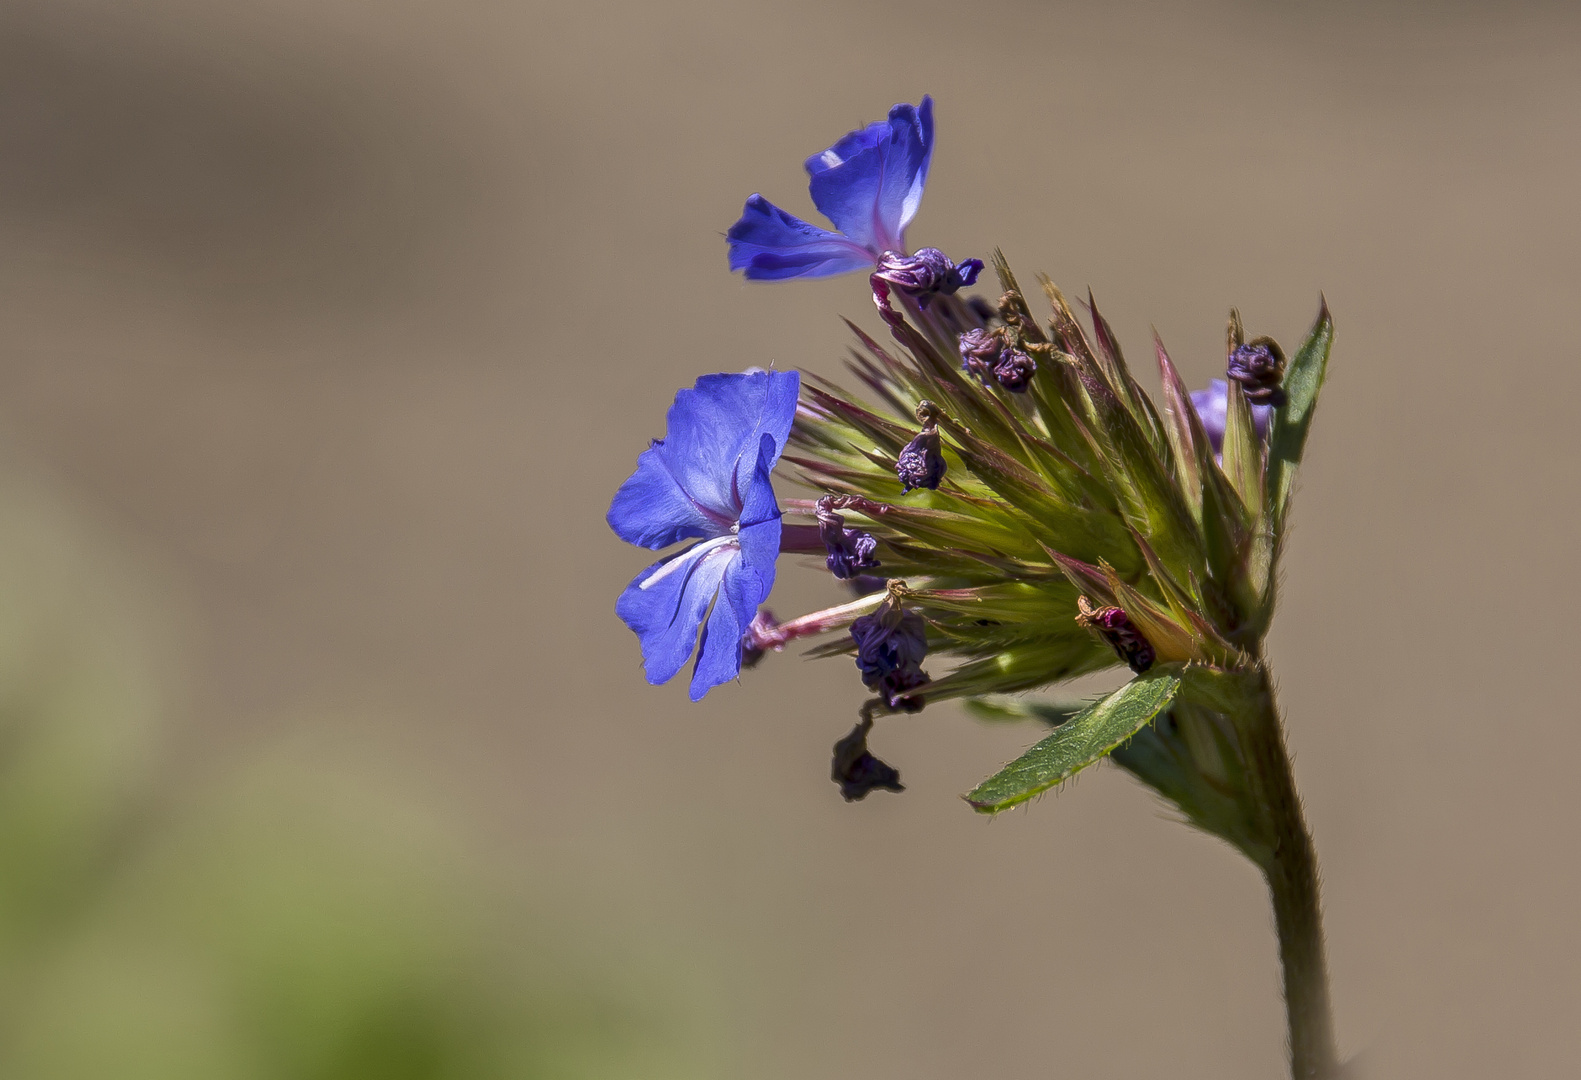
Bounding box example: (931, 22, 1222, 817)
(1240, 668, 1338, 1080)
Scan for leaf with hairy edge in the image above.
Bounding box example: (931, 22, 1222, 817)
(1267, 299, 1334, 530)
(965, 665, 1183, 812)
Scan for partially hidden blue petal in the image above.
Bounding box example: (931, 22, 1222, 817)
(616, 536, 737, 689)
(804, 97, 933, 255)
(735, 432, 784, 588)
(726, 195, 875, 280)
(1190, 379, 1274, 458)
(1190, 380, 1230, 455)
(690, 435, 782, 700)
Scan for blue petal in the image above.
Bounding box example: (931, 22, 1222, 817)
(804, 97, 933, 255)
(662, 370, 798, 523)
(734, 432, 784, 607)
(689, 435, 782, 700)
(607, 369, 800, 549)
(616, 536, 738, 689)
(606, 441, 721, 550)
(1190, 379, 1274, 458)
(1190, 380, 1230, 454)
(726, 195, 875, 280)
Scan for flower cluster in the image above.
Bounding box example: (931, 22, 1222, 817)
(608, 97, 1329, 801)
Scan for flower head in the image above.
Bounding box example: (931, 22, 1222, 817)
(726, 98, 935, 280)
(608, 370, 800, 700)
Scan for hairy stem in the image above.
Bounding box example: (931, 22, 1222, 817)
(1239, 668, 1338, 1080)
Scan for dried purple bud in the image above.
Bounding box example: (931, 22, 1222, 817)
(873, 248, 984, 308)
(1076, 597, 1155, 674)
(851, 604, 931, 710)
(831, 720, 905, 802)
(991, 348, 1037, 393)
(957, 327, 1001, 381)
(1227, 337, 1287, 407)
(896, 426, 946, 492)
(958, 328, 1036, 394)
(816, 497, 881, 580)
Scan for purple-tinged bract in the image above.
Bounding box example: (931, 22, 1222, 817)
(726, 98, 935, 280)
(608, 370, 800, 700)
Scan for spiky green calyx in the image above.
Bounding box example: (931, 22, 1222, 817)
(785, 252, 1333, 713)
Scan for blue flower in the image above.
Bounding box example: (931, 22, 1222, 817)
(608, 370, 800, 700)
(1190, 379, 1274, 458)
(726, 98, 935, 280)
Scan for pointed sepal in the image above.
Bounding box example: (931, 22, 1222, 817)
(1267, 298, 1334, 531)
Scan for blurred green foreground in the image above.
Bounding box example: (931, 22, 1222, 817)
(0, 471, 715, 1080)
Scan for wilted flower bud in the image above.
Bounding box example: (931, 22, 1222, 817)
(831, 719, 905, 801)
(851, 596, 931, 711)
(897, 402, 946, 492)
(958, 327, 1000, 381)
(992, 348, 1037, 393)
(1227, 336, 1288, 407)
(816, 496, 881, 579)
(896, 426, 945, 492)
(1076, 596, 1155, 674)
(873, 248, 984, 308)
(957, 327, 1036, 394)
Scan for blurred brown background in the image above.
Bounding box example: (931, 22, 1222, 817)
(0, 0, 1573, 1076)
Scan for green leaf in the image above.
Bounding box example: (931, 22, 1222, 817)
(1267, 299, 1334, 530)
(964, 665, 1183, 813)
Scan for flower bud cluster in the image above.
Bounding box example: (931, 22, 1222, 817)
(957, 326, 1038, 393)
